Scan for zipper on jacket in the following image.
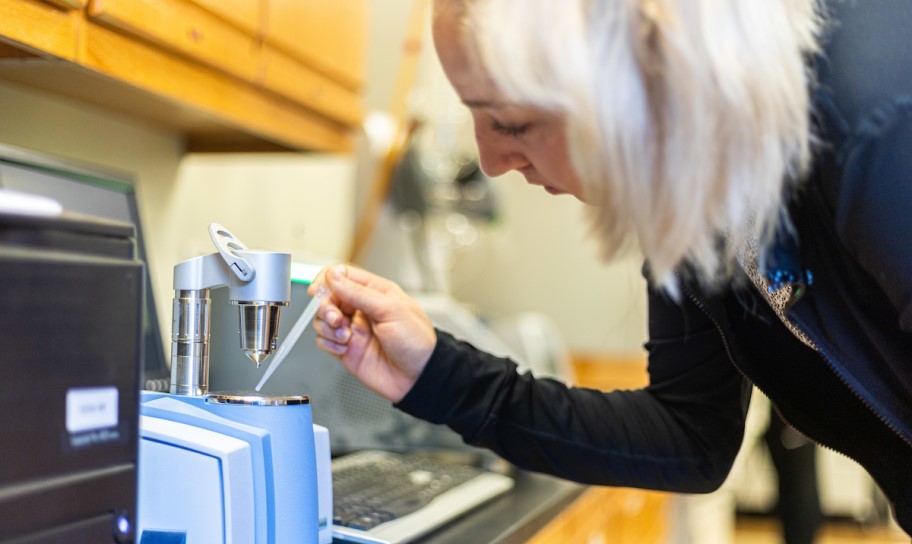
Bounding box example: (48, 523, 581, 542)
(767, 253, 912, 448)
(786, 312, 912, 449)
(682, 289, 910, 473)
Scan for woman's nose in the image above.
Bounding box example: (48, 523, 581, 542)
(475, 133, 528, 178)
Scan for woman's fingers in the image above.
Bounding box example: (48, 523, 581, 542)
(326, 265, 400, 321)
(307, 263, 433, 403)
(338, 264, 398, 292)
(315, 336, 348, 355)
(311, 264, 385, 321)
(313, 313, 351, 344)
(310, 273, 349, 329)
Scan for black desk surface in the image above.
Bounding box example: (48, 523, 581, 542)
(334, 470, 586, 544)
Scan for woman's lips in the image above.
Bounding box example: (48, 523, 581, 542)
(520, 169, 566, 196)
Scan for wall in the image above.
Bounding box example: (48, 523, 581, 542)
(0, 81, 357, 352)
(448, 180, 649, 355)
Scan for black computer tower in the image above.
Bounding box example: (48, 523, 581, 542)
(0, 210, 141, 543)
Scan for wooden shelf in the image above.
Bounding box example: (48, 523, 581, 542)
(0, 0, 365, 153)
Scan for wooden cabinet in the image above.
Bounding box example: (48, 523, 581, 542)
(0, 0, 81, 60)
(0, 0, 366, 152)
(264, 0, 365, 91)
(528, 486, 669, 544)
(259, 0, 365, 129)
(87, 0, 262, 83)
(41, 0, 86, 9)
(188, 0, 261, 38)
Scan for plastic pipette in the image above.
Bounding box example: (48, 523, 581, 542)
(255, 287, 327, 391)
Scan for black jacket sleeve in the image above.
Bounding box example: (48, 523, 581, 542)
(395, 284, 749, 493)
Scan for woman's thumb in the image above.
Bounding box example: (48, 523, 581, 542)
(326, 265, 389, 318)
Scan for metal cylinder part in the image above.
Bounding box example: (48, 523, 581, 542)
(204, 393, 309, 406)
(170, 289, 211, 396)
(236, 302, 284, 366)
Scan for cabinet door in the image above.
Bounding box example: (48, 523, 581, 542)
(187, 0, 262, 39)
(87, 0, 261, 82)
(263, 0, 366, 91)
(41, 0, 86, 9)
(0, 0, 81, 60)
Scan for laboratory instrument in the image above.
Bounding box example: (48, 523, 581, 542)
(170, 223, 291, 396)
(137, 224, 332, 543)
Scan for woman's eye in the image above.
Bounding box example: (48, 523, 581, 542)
(490, 119, 530, 137)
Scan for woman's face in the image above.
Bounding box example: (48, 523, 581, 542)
(432, 17, 585, 201)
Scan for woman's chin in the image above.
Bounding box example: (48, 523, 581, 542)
(544, 185, 566, 196)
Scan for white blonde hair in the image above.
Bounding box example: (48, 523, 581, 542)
(468, 0, 823, 294)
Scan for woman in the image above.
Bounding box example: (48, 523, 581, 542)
(312, 0, 912, 533)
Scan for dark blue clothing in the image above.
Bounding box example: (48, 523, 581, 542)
(397, 0, 912, 534)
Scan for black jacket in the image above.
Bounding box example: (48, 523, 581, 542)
(397, 0, 912, 533)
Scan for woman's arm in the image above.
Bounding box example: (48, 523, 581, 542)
(397, 284, 750, 493)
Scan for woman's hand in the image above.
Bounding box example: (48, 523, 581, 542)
(308, 264, 437, 403)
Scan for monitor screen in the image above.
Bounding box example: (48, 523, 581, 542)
(0, 143, 169, 385)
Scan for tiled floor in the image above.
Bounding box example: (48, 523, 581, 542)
(735, 517, 909, 544)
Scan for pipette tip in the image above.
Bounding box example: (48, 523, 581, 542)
(253, 287, 327, 392)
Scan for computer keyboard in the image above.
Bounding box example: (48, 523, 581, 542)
(331, 450, 515, 544)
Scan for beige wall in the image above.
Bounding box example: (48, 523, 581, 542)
(448, 179, 649, 355)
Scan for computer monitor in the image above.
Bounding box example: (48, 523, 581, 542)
(0, 143, 169, 385)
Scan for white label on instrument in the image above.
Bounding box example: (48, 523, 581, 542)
(66, 387, 119, 433)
